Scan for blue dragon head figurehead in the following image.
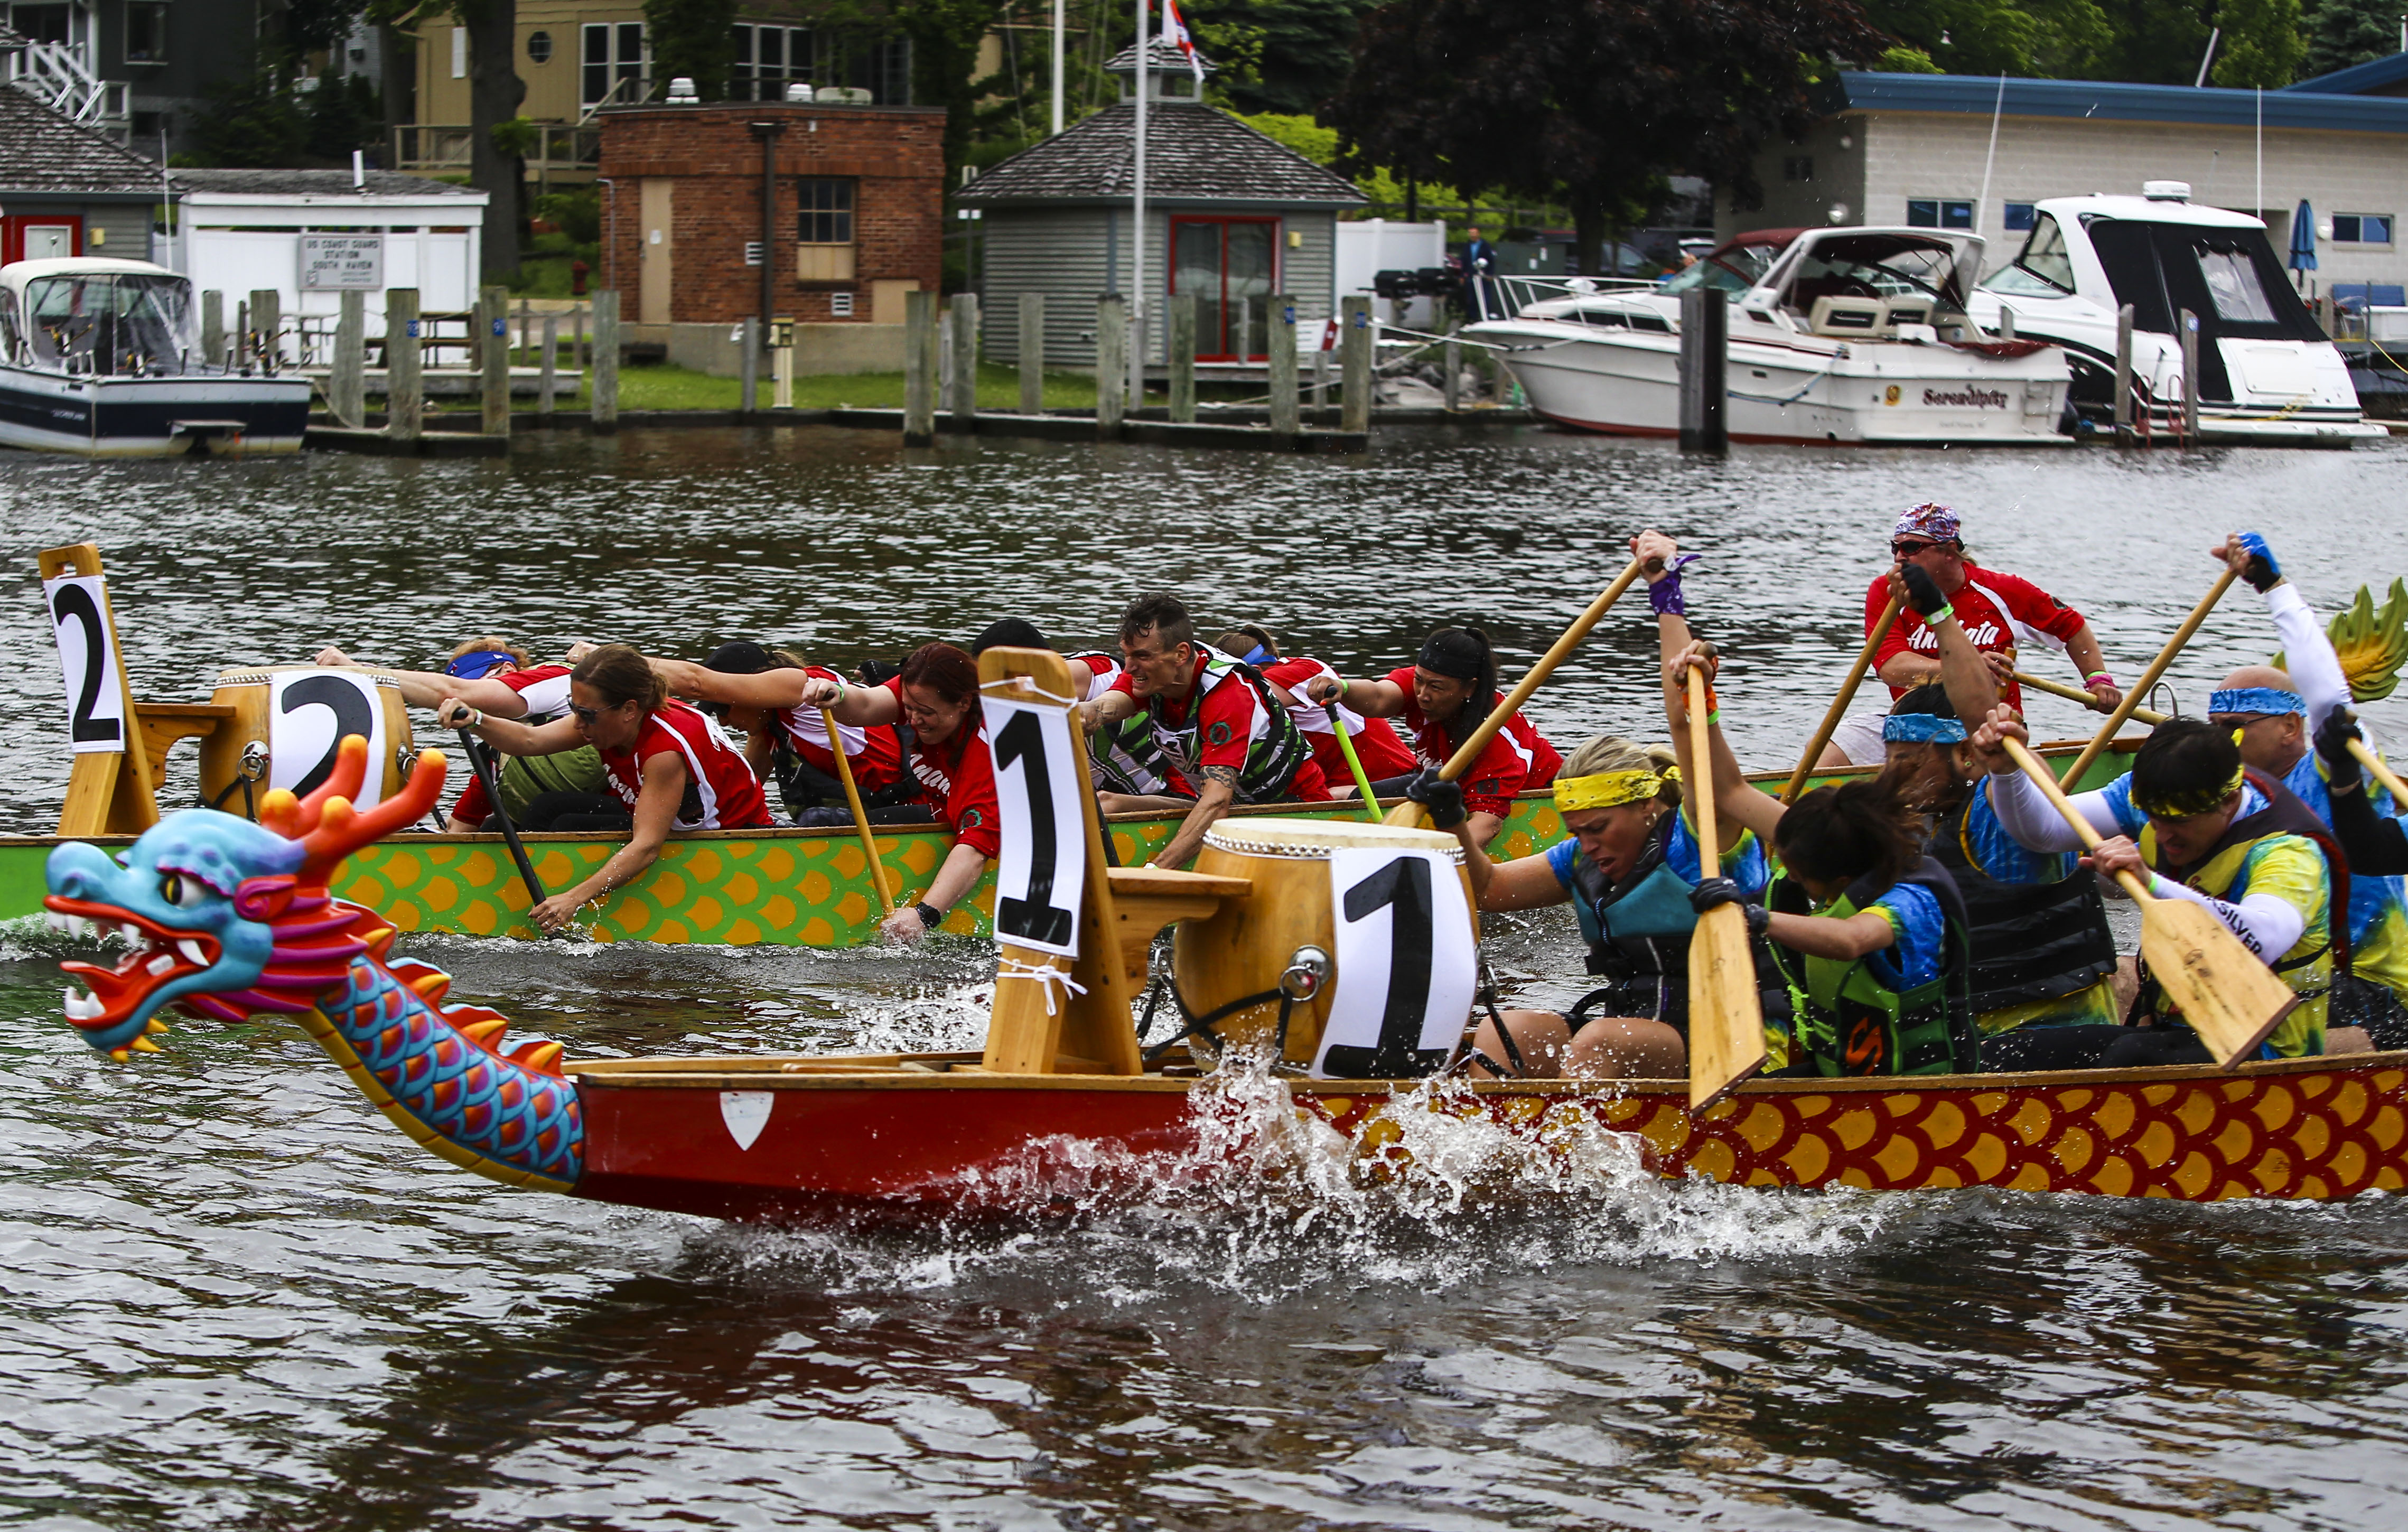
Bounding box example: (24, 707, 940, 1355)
(45, 737, 447, 1058)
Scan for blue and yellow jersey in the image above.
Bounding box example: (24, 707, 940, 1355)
(1544, 808, 1769, 898)
(1861, 881, 1948, 992)
(2282, 751, 2408, 1009)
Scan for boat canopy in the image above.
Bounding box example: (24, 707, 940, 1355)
(0, 259, 198, 377)
(1660, 229, 1802, 297)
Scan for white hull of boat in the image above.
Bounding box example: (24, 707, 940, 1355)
(0, 366, 312, 457)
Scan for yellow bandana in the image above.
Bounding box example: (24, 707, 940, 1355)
(2134, 764, 2247, 821)
(1554, 767, 1676, 812)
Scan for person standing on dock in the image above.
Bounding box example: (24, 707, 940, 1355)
(1823, 503, 2123, 767)
(1460, 226, 1501, 321)
(1076, 594, 1328, 871)
(801, 642, 1001, 944)
(2201, 531, 2408, 1052)
(1305, 625, 1561, 849)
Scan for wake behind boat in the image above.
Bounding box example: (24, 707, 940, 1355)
(1466, 227, 2072, 446)
(0, 258, 311, 456)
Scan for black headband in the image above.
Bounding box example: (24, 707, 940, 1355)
(1418, 633, 1488, 684)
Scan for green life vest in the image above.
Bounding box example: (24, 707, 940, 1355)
(1767, 861, 1975, 1078)
(496, 745, 607, 821)
(1144, 644, 1313, 802)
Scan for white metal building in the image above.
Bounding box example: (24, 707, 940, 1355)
(166, 169, 489, 325)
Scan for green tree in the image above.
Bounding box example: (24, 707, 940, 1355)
(2301, 0, 2401, 75)
(644, 0, 738, 97)
(370, 1, 525, 280)
(1188, 0, 1376, 115)
(1324, 0, 1889, 276)
(1856, 0, 2113, 77)
(307, 72, 386, 160)
(2211, 0, 2308, 85)
(195, 72, 310, 167)
(2094, 0, 2216, 85)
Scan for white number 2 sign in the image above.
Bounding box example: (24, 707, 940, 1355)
(43, 572, 127, 756)
(1316, 848, 1477, 1078)
(981, 695, 1086, 960)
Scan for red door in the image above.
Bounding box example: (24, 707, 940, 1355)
(4, 215, 84, 264)
(1170, 216, 1278, 361)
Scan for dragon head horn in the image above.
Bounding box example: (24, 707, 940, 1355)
(259, 738, 449, 883)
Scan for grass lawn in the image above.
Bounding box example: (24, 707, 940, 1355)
(602, 360, 1102, 412)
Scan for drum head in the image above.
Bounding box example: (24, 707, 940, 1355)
(1202, 816, 1463, 859)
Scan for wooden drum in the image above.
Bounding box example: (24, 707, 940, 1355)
(199, 666, 413, 817)
(1172, 817, 1477, 1070)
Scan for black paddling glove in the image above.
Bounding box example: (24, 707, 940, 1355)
(1900, 562, 1948, 618)
(1405, 769, 1467, 829)
(1689, 877, 1770, 938)
(2317, 707, 2365, 789)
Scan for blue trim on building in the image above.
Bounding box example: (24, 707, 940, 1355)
(2285, 54, 2408, 96)
(1826, 71, 2408, 136)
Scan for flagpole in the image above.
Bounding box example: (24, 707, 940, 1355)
(1051, 0, 1065, 135)
(1131, 0, 1149, 411)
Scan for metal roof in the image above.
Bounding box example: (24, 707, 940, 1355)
(959, 102, 1364, 207)
(173, 168, 482, 200)
(2284, 53, 2408, 96)
(0, 84, 173, 197)
(1824, 70, 2408, 136)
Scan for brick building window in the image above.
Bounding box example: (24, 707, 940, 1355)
(582, 22, 647, 108)
(796, 178, 856, 282)
(733, 25, 819, 100)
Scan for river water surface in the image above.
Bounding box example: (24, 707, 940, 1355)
(4, 426, 2407, 1528)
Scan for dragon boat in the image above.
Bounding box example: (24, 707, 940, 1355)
(40, 652, 2408, 1222)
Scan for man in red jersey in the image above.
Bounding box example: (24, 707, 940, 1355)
(1823, 502, 2125, 767)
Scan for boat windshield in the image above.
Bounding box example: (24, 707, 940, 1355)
(1982, 214, 2076, 297)
(1781, 233, 1962, 313)
(1661, 241, 1782, 297)
(22, 273, 198, 375)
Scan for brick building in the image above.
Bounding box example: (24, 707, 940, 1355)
(594, 98, 944, 373)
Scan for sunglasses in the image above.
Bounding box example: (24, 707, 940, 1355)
(569, 702, 606, 725)
(1891, 540, 1939, 558)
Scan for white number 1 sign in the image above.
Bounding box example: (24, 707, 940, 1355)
(1316, 847, 1477, 1078)
(982, 695, 1086, 960)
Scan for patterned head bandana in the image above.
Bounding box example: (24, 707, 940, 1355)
(1883, 714, 1968, 744)
(2133, 764, 2247, 821)
(1555, 768, 1678, 813)
(1892, 502, 1962, 546)
(2208, 686, 2305, 717)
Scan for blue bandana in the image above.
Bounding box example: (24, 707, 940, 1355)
(1238, 644, 1274, 666)
(1883, 714, 1968, 743)
(2208, 686, 2304, 717)
(443, 649, 517, 679)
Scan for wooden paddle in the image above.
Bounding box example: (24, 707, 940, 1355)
(2057, 567, 2238, 788)
(2015, 669, 2169, 725)
(455, 728, 552, 936)
(1383, 555, 1647, 827)
(2002, 735, 2298, 1068)
(2348, 738, 2408, 808)
(1684, 668, 1766, 1110)
(822, 708, 896, 911)
(1326, 705, 1385, 823)
(1782, 592, 1903, 804)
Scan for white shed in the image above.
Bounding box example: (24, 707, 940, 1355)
(166, 169, 489, 326)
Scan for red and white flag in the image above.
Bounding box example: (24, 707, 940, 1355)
(1161, 0, 1206, 83)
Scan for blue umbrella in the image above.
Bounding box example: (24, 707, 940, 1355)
(2290, 198, 2318, 272)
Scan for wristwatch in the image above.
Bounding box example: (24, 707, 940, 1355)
(913, 900, 942, 930)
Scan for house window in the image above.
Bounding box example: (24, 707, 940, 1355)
(2003, 201, 2036, 232)
(1171, 216, 1278, 360)
(796, 179, 856, 282)
(10, 5, 69, 45)
(873, 37, 911, 104)
(582, 22, 647, 108)
(732, 25, 819, 100)
(2334, 213, 2394, 246)
(1782, 156, 1813, 183)
(527, 31, 553, 66)
(1907, 198, 1974, 230)
(124, 3, 167, 63)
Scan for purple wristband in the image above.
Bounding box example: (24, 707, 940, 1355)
(1649, 554, 1701, 616)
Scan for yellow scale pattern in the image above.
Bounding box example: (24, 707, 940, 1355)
(1318, 1065, 2408, 1202)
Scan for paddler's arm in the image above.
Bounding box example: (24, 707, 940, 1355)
(2062, 625, 2121, 714)
(1660, 637, 1779, 849)
(1075, 686, 1138, 735)
(434, 697, 584, 756)
(530, 752, 682, 933)
(1150, 768, 1238, 870)
(1965, 706, 2120, 853)
(315, 647, 529, 715)
(1640, 531, 1751, 856)
(2216, 531, 2351, 732)
(1893, 563, 1997, 725)
(1303, 673, 1405, 717)
(883, 840, 988, 943)
(798, 671, 899, 727)
(1765, 907, 1900, 960)
(647, 656, 813, 711)
(1411, 773, 1561, 908)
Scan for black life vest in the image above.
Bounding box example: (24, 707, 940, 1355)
(1928, 782, 2118, 1015)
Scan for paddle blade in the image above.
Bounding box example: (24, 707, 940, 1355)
(1382, 801, 1430, 829)
(2138, 899, 2302, 1068)
(1687, 904, 1766, 1110)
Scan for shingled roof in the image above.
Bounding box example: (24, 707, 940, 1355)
(0, 84, 170, 197)
(1105, 36, 1219, 76)
(959, 103, 1365, 208)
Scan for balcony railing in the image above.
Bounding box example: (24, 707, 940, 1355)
(391, 123, 603, 183)
(6, 42, 130, 134)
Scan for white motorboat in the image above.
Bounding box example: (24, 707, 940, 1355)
(1463, 227, 2071, 446)
(1969, 185, 2385, 447)
(0, 259, 311, 457)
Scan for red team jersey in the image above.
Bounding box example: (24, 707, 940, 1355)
(1382, 665, 1560, 818)
(448, 663, 578, 828)
(1866, 565, 2089, 709)
(771, 665, 907, 794)
(882, 676, 1002, 857)
(601, 699, 772, 830)
(1109, 657, 1331, 801)
(1259, 656, 1417, 784)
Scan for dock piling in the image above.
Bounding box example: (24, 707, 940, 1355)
(1096, 294, 1127, 436)
(591, 289, 620, 434)
(1339, 294, 1372, 436)
(903, 289, 937, 445)
(479, 285, 509, 435)
(387, 288, 423, 443)
(538, 314, 558, 418)
(1168, 292, 1196, 423)
(1267, 294, 1300, 439)
(2179, 308, 2200, 444)
(740, 315, 760, 415)
(331, 289, 366, 428)
(1018, 294, 1044, 414)
(2113, 303, 2136, 444)
(200, 291, 223, 369)
(1677, 287, 1728, 454)
(1443, 329, 1460, 412)
(249, 289, 280, 373)
(950, 293, 979, 422)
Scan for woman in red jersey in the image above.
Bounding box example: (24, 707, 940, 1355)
(439, 644, 771, 933)
(645, 642, 909, 824)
